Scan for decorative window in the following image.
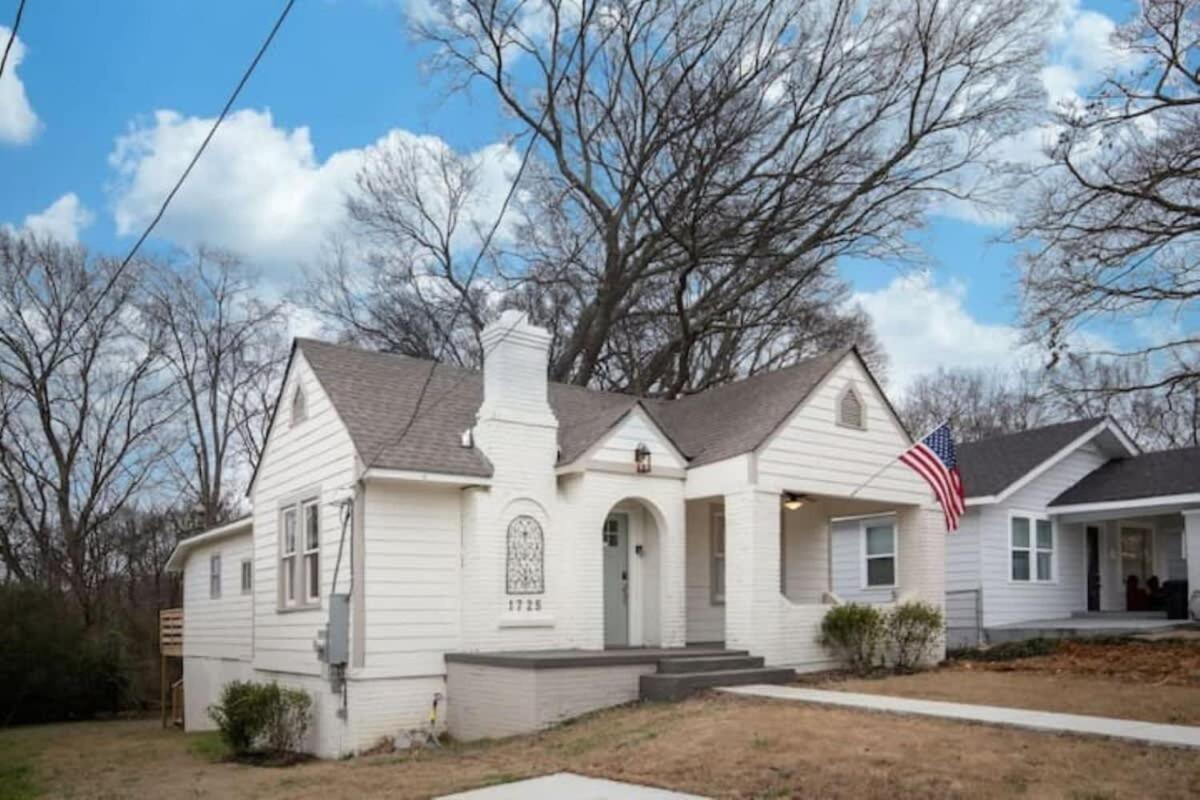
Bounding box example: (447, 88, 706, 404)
(1011, 514, 1053, 582)
(279, 498, 320, 608)
(240, 559, 253, 594)
(291, 385, 307, 426)
(864, 520, 896, 587)
(710, 506, 726, 605)
(838, 386, 865, 429)
(506, 515, 545, 595)
(209, 554, 222, 599)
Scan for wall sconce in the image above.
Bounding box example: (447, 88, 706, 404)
(635, 442, 652, 473)
(783, 492, 808, 511)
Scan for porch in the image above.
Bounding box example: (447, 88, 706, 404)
(985, 611, 1190, 644)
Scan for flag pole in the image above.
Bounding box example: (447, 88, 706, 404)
(847, 419, 948, 499)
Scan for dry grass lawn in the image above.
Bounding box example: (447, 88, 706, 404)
(3, 693, 1200, 800)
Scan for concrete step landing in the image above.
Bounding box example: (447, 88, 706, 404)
(656, 655, 765, 674)
(640, 666, 795, 702)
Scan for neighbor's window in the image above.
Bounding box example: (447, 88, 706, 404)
(710, 506, 726, 605)
(838, 386, 865, 429)
(291, 385, 307, 426)
(209, 553, 222, 599)
(1011, 514, 1054, 582)
(240, 559, 253, 594)
(864, 521, 896, 587)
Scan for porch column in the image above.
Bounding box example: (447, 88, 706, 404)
(1185, 510, 1200, 619)
(897, 505, 947, 664)
(724, 488, 782, 665)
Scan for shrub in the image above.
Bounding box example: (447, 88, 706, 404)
(820, 603, 885, 674)
(887, 601, 944, 672)
(208, 681, 312, 759)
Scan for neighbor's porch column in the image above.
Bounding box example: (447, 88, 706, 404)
(1185, 510, 1200, 618)
(724, 488, 782, 665)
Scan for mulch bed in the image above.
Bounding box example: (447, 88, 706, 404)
(956, 638, 1200, 687)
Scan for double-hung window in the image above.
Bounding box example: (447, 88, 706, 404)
(710, 507, 726, 605)
(240, 559, 253, 594)
(864, 520, 896, 588)
(1011, 513, 1054, 582)
(280, 498, 321, 608)
(209, 554, 221, 599)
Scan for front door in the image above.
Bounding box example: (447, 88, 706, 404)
(603, 514, 630, 647)
(1120, 526, 1153, 609)
(1086, 526, 1101, 612)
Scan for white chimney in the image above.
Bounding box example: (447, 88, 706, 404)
(478, 309, 555, 425)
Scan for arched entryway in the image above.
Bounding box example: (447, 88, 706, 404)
(602, 498, 664, 648)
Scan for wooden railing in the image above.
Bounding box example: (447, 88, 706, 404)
(159, 608, 183, 657)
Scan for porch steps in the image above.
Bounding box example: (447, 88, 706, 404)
(640, 654, 794, 702)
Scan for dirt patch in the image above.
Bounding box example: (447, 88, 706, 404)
(6, 697, 1200, 800)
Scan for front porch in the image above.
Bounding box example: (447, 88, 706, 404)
(986, 611, 1190, 643)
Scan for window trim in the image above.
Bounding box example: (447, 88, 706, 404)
(710, 505, 726, 606)
(837, 384, 867, 431)
(1009, 510, 1056, 584)
(240, 558, 253, 595)
(290, 384, 307, 427)
(860, 516, 897, 590)
(209, 553, 222, 599)
(278, 496, 321, 610)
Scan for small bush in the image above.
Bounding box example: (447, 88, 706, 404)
(887, 601, 944, 672)
(820, 603, 886, 674)
(208, 681, 311, 759)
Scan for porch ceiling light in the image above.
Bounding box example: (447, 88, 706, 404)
(783, 492, 808, 511)
(635, 442, 652, 473)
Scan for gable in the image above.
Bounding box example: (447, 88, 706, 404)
(570, 405, 686, 472)
(756, 353, 929, 505)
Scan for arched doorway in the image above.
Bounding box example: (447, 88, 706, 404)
(603, 499, 663, 648)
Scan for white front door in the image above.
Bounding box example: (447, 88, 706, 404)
(603, 513, 630, 647)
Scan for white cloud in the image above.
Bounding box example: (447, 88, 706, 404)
(108, 108, 519, 280)
(21, 193, 94, 244)
(0, 25, 39, 144)
(853, 271, 1033, 393)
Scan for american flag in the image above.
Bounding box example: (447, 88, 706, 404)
(899, 422, 965, 532)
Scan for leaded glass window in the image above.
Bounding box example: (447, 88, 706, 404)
(506, 515, 545, 595)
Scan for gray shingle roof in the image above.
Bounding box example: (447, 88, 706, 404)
(956, 418, 1106, 499)
(1049, 446, 1200, 506)
(295, 339, 850, 476)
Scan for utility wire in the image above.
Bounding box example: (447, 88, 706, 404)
(115, 0, 296, 276)
(0, 0, 28, 83)
(363, 19, 592, 470)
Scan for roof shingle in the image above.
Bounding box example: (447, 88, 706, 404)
(956, 418, 1106, 499)
(1049, 447, 1200, 506)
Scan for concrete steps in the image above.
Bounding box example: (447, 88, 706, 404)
(639, 653, 794, 702)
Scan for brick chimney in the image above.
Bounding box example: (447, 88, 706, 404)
(477, 309, 555, 425)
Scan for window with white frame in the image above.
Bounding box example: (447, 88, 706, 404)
(710, 507, 726, 605)
(291, 385, 307, 426)
(864, 520, 896, 587)
(1011, 514, 1054, 582)
(209, 553, 221, 599)
(281, 506, 298, 606)
(279, 499, 320, 608)
(838, 386, 865, 430)
(240, 559, 253, 594)
(303, 500, 320, 603)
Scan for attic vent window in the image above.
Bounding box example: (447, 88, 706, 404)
(291, 385, 307, 426)
(838, 386, 865, 430)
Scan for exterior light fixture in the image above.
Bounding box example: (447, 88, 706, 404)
(634, 443, 652, 473)
(783, 492, 807, 511)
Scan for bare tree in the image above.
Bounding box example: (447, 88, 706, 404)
(899, 366, 1051, 442)
(302, 136, 496, 366)
(0, 233, 175, 622)
(142, 250, 288, 528)
(1017, 0, 1199, 405)
(408, 0, 1047, 395)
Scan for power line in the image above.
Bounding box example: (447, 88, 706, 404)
(0, 0, 28, 83)
(115, 0, 296, 276)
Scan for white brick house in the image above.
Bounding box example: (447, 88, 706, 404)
(166, 311, 946, 756)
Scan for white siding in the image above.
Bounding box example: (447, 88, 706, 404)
(359, 482, 462, 678)
(685, 498, 724, 643)
(782, 504, 828, 603)
(181, 531, 253, 662)
(588, 408, 685, 470)
(830, 517, 894, 604)
(978, 444, 1108, 626)
(251, 351, 358, 675)
(945, 509, 982, 592)
(757, 355, 929, 506)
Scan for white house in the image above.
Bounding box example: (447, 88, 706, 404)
(165, 311, 946, 756)
(945, 417, 1200, 646)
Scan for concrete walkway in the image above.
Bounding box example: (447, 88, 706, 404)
(437, 773, 707, 799)
(720, 685, 1200, 750)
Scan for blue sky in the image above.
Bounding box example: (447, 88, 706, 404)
(0, 0, 1137, 391)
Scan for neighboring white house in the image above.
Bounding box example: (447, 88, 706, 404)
(945, 418, 1200, 646)
(166, 311, 947, 756)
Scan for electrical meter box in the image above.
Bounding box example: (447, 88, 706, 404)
(321, 593, 350, 666)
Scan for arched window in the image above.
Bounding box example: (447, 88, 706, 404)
(291, 385, 307, 426)
(838, 386, 865, 430)
(506, 515, 545, 595)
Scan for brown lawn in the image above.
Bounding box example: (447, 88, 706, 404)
(4, 693, 1200, 800)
